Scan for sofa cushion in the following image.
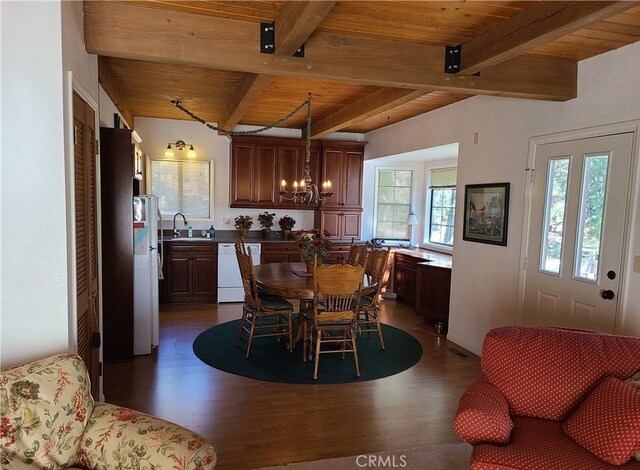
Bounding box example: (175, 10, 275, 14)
(77, 403, 217, 470)
(481, 326, 640, 420)
(1, 354, 94, 469)
(471, 416, 640, 470)
(626, 372, 640, 462)
(563, 376, 640, 465)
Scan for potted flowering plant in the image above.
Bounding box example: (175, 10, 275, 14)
(234, 215, 253, 239)
(296, 229, 332, 272)
(278, 215, 296, 240)
(258, 212, 276, 239)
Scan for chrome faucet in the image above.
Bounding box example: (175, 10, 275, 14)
(173, 212, 188, 237)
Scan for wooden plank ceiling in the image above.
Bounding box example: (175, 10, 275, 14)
(87, 1, 640, 137)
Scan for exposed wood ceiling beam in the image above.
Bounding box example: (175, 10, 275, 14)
(219, 74, 274, 132)
(84, 2, 577, 101)
(98, 57, 134, 126)
(219, 1, 336, 132)
(459, 1, 640, 74)
(310, 88, 432, 138)
(274, 1, 337, 56)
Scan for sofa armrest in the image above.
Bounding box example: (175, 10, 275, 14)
(77, 403, 216, 469)
(453, 376, 513, 445)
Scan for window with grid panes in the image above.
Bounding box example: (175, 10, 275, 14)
(149, 158, 212, 218)
(428, 167, 457, 246)
(374, 169, 413, 240)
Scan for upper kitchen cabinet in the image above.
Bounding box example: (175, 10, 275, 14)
(230, 135, 320, 209)
(230, 140, 277, 207)
(320, 141, 365, 210)
(276, 144, 321, 209)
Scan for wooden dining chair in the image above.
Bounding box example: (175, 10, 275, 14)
(303, 263, 364, 379)
(346, 237, 369, 267)
(235, 240, 295, 358)
(355, 246, 391, 349)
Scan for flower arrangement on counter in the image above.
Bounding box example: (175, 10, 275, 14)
(278, 215, 296, 231)
(296, 229, 332, 264)
(234, 215, 253, 230)
(258, 212, 276, 228)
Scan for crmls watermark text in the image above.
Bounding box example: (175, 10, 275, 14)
(356, 454, 407, 468)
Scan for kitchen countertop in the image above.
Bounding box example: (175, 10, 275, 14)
(162, 230, 300, 244)
(162, 232, 454, 268)
(393, 248, 453, 269)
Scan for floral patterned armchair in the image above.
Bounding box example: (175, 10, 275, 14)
(1, 354, 216, 469)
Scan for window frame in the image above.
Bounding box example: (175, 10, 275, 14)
(147, 156, 215, 220)
(423, 166, 457, 252)
(372, 167, 414, 243)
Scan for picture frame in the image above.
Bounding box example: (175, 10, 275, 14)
(463, 182, 510, 246)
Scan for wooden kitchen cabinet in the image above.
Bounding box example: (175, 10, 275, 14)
(324, 241, 353, 265)
(161, 243, 217, 303)
(320, 141, 364, 210)
(415, 263, 452, 326)
(393, 253, 418, 305)
(316, 141, 365, 239)
(276, 145, 321, 208)
(314, 210, 361, 241)
(230, 135, 320, 209)
(393, 250, 453, 327)
(261, 240, 353, 265)
(261, 242, 300, 264)
(230, 141, 277, 207)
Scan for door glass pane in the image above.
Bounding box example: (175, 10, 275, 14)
(540, 158, 569, 274)
(575, 154, 609, 281)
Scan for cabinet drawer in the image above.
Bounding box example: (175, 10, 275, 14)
(262, 242, 298, 253)
(166, 243, 216, 253)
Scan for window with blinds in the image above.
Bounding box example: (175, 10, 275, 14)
(374, 169, 413, 240)
(149, 159, 213, 218)
(428, 167, 457, 247)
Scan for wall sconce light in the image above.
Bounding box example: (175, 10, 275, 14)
(165, 140, 197, 159)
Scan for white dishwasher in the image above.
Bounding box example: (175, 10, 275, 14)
(217, 243, 261, 302)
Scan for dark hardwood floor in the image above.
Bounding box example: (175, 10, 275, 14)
(103, 300, 480, 470)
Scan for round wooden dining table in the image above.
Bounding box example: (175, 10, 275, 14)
(253, 262, 377, 347)
(253, 262, 316, 300)
(253, 262, 377, 301)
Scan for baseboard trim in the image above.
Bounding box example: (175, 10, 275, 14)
(446, 333, 481, 357)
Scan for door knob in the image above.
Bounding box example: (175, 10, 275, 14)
(601, 289, 615, 300)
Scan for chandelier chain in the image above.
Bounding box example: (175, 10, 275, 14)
(170, 93, 331, 204)
(170, 95, 311, 136)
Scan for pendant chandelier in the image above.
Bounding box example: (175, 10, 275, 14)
(171, 93, 333, 205)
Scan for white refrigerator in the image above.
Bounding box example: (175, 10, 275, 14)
(133, 195, 162, 355)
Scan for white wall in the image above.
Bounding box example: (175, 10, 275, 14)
(61, 0, 98, 102)
(362, 161, 426, 244)
(362, 156, 458, 247)
(365, 41, 640, 354)
(1, 1, 70, 368)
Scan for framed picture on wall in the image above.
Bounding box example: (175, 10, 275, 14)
(463, 182, 510, 246)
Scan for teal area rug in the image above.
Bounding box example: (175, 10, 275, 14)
(193, 319, 423, 384)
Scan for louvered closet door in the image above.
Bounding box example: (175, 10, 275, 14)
(73, 93, 100, 398)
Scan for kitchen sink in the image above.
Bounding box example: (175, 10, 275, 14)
(164, 237, 215, 242)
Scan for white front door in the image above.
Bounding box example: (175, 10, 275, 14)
(522, 132, 633, 333)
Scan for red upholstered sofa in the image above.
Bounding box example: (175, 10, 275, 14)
(454, 326, 640, 469)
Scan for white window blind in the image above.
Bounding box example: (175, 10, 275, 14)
(149, 159, 212, 218)
(375, 169, 413, 240)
